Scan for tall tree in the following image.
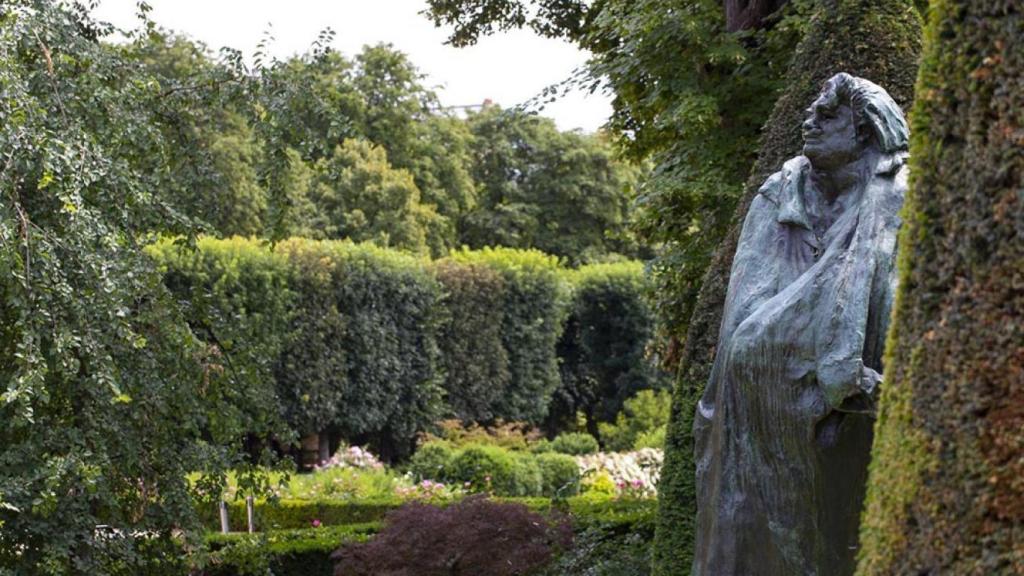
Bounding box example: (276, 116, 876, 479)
(652, 0, 922, 573)
(306, 138, 442, 254)
(0, 3, 279, 572)
(463, 105, 642, 263)
(426, 0, 809, 340)
(857, 2, 1022, 574)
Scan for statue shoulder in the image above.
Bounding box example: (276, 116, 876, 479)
(756, 156, 810, 207)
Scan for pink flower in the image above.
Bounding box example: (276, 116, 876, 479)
(311, 519, 322, 528)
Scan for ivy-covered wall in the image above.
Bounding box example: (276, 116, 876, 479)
(652, 0, 923, 573)
(857, 2, 1023, 574)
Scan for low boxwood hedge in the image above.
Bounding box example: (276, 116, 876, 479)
(202, 523, 379, 576)
(199, 498, 403, 532)
(200, 497, 657, 576)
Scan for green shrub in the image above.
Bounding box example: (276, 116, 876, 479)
(433, 262, 510, 422)
(634, 426, 667, 450)
(205, 523, 378, 576)
(548, 262, 669, 435)
(449, 247, 570, 424)
(425, 419, 542, 451)
(285, 467, 399, 501)
(550, 432, 599, 456)
(598, 389, 672, 452)
(407, 441, 456, 482)
(199, 498, 402, 532)
(440, 444, 546, 497)
(537, 453, 581, 497)
(447, 444, 517, 494)
(148, 237, 294, 437)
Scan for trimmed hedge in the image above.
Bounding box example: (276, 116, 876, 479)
(203, 523, 379, 576)
(447, 247, 569, 424)
(432, 260, 510, 422)
(409, 441, 581, 497)
(857, 2, 1023, 574)
(652, 1, 923, 573)
(278, 239, 444, 461)
(199, 498, 400, 532)
(549, 262, 669, 436)
(151, 239, 656, 459)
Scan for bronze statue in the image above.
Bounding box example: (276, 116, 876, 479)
(693, 73, 910, 575)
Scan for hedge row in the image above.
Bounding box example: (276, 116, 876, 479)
(148, 238, 665, 459)
(199, 494, 655, 533)
(201, 497, 657, 576)
(407, 441, 582, 497)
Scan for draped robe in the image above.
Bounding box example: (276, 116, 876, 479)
(693, 153, 907, 576)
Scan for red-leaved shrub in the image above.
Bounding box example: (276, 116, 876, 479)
(332, 495, 572, 575)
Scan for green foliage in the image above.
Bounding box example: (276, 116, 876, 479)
(462, 106, 643, 263)
(285, 467, 399, 501)
(0, 3, 289, 572)
(537, 500, 656, 576)
(549, 433, 600, 456)
(200, 498, 397, 532)
(152, 237, 446, 461)
(304, 138, 442, 254)
(205, 523, 378, 576)
(449, 247, 570, 423)
(424, 0, 812, 342)
(536, 453, 582, 497)
(147, 238, 293, 438)
(275, 239, 445, 461)
(408, 441, 457, 483)
(550, 262, 669, 435)
(432, 262, 510, 422)
(423, 419, 542, 451)
(409, 441, 583, 498)
(653, 1, 922, 574)
(598, 390, 671, 452)
(857, 2, 1022, 574)
(447, 445, 543, 497)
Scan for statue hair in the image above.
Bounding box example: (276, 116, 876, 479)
(817, 72, 910, 154)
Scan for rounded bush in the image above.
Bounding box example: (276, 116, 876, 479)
(448, 445, 517, 493)
(408, 441, 455, 482)
(536, 453, 581, 497)
(509, 453, 544, 497)
(446, 445, 546, 496)
(550, 432, 599, 456)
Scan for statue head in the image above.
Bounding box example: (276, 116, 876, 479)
(802, 73, 909, 170)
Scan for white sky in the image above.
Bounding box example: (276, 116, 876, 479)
(90, 0, 613, 133)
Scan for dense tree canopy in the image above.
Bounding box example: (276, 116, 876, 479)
(462, 106, 643, 262)
(425, 0, 812, 343)
(0, 3, 281, 572)
(126, 32, 642, 262)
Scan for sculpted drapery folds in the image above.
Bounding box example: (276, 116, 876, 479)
(693, 73, 910, 576)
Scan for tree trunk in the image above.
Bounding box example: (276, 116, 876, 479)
(652, 1, 922, 574)
(856, 2, 1023, 574)
(724, 0, 789, 31)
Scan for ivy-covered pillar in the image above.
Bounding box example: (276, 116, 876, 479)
(857, 2, 1023, 574)
(652, 1, 922, 573)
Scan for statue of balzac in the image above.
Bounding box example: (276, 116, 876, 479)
(693, 73, 910, 575)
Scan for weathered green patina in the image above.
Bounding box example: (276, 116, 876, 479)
(652, 1, 922, 574)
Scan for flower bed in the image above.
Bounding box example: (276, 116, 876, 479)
(576, 448, 663, 498)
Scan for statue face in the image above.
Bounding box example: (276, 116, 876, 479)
(802, 94, 864, 169)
